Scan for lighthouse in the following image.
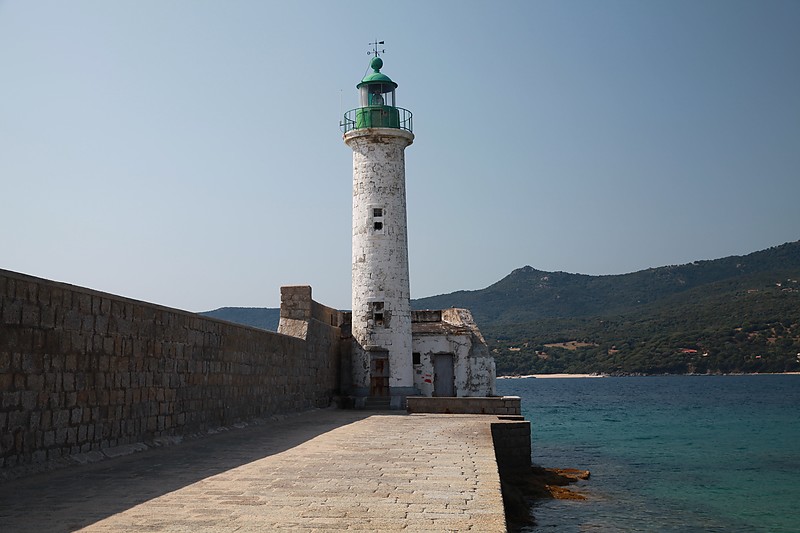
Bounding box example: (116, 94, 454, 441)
(342, 55, 416, 408)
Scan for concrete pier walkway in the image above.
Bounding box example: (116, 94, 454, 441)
(0, 409, 506, 532)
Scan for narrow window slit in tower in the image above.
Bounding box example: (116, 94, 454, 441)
(371, 301, 385, 326)
(371, 207, 385, 235)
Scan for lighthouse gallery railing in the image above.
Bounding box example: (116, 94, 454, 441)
(341, 107, 413, 134)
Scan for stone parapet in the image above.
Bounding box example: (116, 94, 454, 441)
(279, 286, 313, 321)
(411, 310, 442, 322)
(406, 396, 521, 415)
(0, 270, 342, 471)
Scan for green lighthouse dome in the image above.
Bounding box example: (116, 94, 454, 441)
(357, 57, 398, 89)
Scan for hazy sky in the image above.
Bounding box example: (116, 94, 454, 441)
(1, 1, 798, 312)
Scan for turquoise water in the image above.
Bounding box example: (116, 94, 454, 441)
(496, 375, 800, 532)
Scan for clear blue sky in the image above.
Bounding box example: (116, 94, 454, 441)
(1, 1, 798, 312)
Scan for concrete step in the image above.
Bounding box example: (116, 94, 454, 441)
(364, 397, 391, 410)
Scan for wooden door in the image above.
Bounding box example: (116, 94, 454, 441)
(370, 352, 389, 397)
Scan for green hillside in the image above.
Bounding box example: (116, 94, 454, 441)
(413, 241, 800, 375)
(201, 242, 800, 376)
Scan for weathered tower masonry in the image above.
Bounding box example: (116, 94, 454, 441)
(342, 53, 495, 406)
(342, 56, 416, 408)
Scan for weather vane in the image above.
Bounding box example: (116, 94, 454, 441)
(368, 40, 385, 58)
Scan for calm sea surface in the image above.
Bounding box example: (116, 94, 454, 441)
(496, 375, 800, 532)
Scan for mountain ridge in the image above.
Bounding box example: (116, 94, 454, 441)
(412, 241, 800, 326)
(201, 241, 800, 375)
(199, 306, 280, 331)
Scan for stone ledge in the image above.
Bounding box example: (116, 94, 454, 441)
(406, 396, 520, 415)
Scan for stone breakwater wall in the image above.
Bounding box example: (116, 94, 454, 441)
(491, 419, 532, 473)
(0, 270, 342, 471)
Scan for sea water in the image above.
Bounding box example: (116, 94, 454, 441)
(496, 375, 800, 532)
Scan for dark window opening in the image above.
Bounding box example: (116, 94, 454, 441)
(371, 207, 385, 234)
(371, 301, 385, 327)
(412, 352, 421, 365)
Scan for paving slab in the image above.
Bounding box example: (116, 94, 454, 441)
(0, 409, 506, 532)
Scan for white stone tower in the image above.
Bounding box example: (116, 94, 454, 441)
(342, 55, 415, 408)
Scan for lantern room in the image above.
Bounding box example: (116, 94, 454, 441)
(342, 56, 413, 134)
(358, 57, 397, 107)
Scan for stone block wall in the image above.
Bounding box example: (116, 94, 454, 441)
(406, 396, 521, 415)
(491, 419, 532, 473)
(0, 270, 341, 470)
(278, 286, 343, 337)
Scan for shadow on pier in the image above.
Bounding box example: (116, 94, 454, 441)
(0, 409, 377, 532)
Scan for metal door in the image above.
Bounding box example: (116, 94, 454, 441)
(433, 353, 455, 397)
